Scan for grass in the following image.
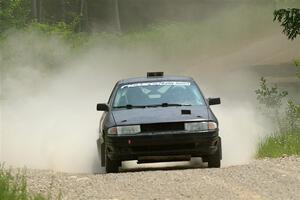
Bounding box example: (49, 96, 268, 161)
(0, 166, 47, 200)
(257, 129, 300, 158)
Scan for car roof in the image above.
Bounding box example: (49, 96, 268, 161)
(118, 76, 194, 85)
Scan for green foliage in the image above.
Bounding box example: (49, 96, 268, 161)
(255, 77, 300, 131)
(26, 22, 73, 38)
(0, 166, 47, 200)
(257, 129, 300, 158)
(255, 77, 288, 109)
(255, 77, 288, 132)
(0, 0, 82, 35)
(273, 8, 300, 40)
(0, 0, 31, 32)
(285, 100, 300, 131)
(255, 77, 300, 158)
(256, 7, 300, 154)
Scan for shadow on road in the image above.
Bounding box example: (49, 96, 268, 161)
(119, 157, 207, 173)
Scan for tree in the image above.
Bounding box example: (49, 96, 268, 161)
(0, 0, 31, 32)
(113, 0, 121, 32)
(272, 8, 300, 131)
(39, 0, 43, 22)
(273, 8, 300, 40)
(79, 0, 88, 31)
(32, 0, 37, 19)
(61, 0, 65, 22)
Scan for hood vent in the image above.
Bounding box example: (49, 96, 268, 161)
(181, 110, 191, 115)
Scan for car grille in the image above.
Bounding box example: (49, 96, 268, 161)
(141, 122, 185, 132)
(132, 143, 195, 152)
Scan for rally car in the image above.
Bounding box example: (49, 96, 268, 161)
(97, 72, 221, 173)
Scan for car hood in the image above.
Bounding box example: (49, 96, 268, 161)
(112, 106, 209, 125)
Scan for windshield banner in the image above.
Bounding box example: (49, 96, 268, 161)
(121, 81, 191, 89)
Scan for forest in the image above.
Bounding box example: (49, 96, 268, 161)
(1, 0, 299, 33)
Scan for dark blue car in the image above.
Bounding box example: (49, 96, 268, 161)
(97, 72, 221, 173)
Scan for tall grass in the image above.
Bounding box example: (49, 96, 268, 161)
(255, 78, 300, 158)
(0, 166, 47, 200)
(257, 129, 300, 158)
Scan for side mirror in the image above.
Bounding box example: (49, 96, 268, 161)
(97, 103, 110, 111)
(208, 98, 221, 106)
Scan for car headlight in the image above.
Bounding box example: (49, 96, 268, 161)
(185, 122, 217, 131)
(108, 125, 141, 135)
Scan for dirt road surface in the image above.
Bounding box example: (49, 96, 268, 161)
(25, 157, 300, 200)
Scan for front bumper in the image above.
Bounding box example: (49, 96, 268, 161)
(105, 130, 221, 161)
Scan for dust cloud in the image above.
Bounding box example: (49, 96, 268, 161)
(1, 4, 299, 173)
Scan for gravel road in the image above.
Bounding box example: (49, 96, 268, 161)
(25, 156, 300, 200)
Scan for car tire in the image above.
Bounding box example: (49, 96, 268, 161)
(101, 143, 105, 166)
(105, 148, 120, 173)
(202, 156, 208, 163)
(208, 141, 221, 168)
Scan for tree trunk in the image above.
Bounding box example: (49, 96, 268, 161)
(114, 0, 121, 32)
(32, 0, 38, 20)
(85, 0, 88, 26)
(80, 0, 84, 17)
(38, 0, 43, 22)
(79, 0, 85, 31)
(79, 0, 88, 31)
(61, 0, 66, 22)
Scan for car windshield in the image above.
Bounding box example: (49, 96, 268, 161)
(112, 81, 205, 108)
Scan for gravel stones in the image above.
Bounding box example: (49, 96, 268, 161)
(25, 157, 300, 200)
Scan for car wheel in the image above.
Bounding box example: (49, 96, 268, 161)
(208, 141, 221, 168)
(105, 149, 120, 173)
(101, 143, 105, 166)
(202, 156, 208, 163)
(97, 139, 104, 166)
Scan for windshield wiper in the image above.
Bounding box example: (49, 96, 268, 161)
(145, 103, 192, 108)
(114, 103, 192, 109)
(113, 104, 146, 109)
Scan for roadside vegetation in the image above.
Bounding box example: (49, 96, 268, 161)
(256, 5, 300, 158)
(257, 130, 300, 158)
(0, 166, 47, 200)
(1, 1, 298, 61)
(256, 78, 300, 157)
(1, 1, 299, 62)
(0, 8, 278, 60)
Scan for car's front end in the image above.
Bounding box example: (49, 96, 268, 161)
(105, 120, 221, 164)
(97, 73, 221, 172)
